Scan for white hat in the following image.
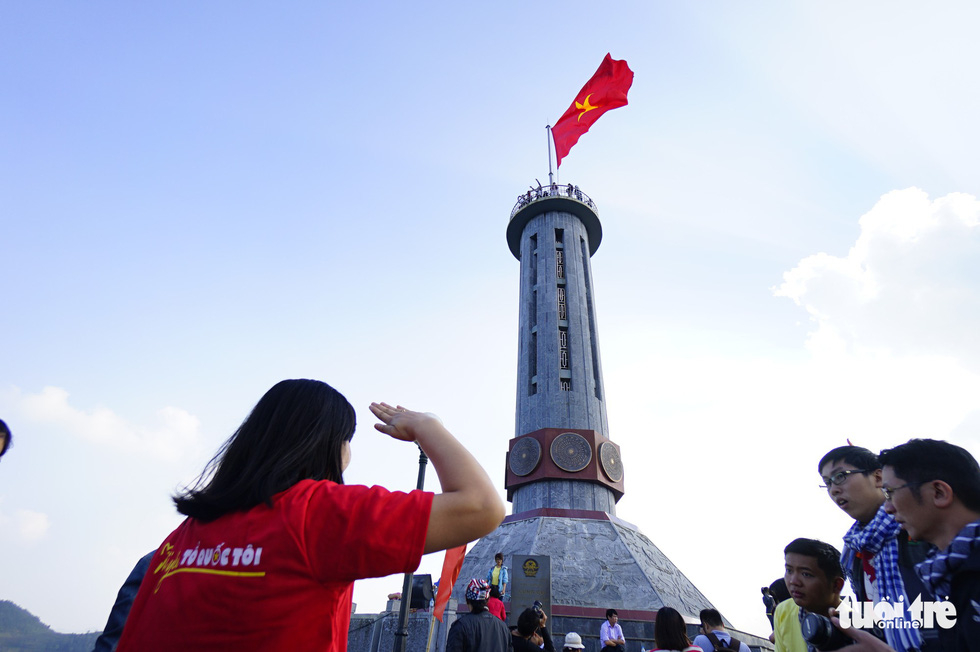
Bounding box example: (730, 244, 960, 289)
(563, 632, 585, 649)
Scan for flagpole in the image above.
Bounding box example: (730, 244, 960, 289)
(393, 445, 428, 652)
(424, 607, 437, 652)
(546, 125, 554, 186)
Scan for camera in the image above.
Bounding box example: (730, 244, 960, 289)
(801, 612, 853, 651)
(533, 600, 544, 617)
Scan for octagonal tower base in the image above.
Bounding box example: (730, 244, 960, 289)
(451, 510, 770, 652)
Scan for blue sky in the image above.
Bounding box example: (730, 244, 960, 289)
(3, 1, 980, 636)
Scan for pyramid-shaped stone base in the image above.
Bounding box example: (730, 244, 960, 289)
(451, 510, 769, 652)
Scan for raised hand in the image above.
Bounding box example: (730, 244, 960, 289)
(370, 400, 504, 554)
(370, 402, 442, 442)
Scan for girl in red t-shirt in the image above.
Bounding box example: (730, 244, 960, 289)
(116, 379, 504, 652)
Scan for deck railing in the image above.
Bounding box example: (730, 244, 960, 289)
(510, 183, 598, 219)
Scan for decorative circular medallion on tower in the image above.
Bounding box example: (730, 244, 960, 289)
(550, 432, 592, 472)
(599, 442, 623, 482)
(510, 437, 542, 476)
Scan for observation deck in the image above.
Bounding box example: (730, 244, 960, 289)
(506, 183, 602, 259)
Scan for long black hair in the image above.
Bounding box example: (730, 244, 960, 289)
(654, 607, 691, 651)
(174, 379, 356, 521)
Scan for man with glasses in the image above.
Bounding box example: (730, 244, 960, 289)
(880, 439, 980, 652)
(818, 446, 935, 652)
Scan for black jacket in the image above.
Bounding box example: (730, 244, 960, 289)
(938, 545, 980, 652)
(511, 627, 554, 652)
(447, 609, 512, 652)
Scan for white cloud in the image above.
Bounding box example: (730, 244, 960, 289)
(0, 505, 50, 544)
(775, 188, 980, 367)
(15, 509, 50, 542)
(4, 385, 202, 461)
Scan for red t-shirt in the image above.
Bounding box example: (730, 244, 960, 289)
(487, 596, 506, 621)
(117, 479, 433, 652)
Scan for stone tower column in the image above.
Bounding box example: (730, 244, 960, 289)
(505, 186, 623, 515)
(447, 185, 762, 648)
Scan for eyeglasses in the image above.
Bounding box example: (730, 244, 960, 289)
(881, 482, 924, 501)
(819, 469, 869, 490)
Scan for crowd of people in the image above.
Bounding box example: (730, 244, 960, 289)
(448, 592, 754, 652)
(764, 440, 980, 652)
(513, 182, 590, 212)
(448, 439, 980, 652)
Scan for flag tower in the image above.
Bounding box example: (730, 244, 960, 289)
(445, 55, 766, 652)
(449, 184, 770, 651)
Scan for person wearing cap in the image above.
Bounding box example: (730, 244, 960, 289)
(446, 578, 511, 652)
(563, 631, 586, 652)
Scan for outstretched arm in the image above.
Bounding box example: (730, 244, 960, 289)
(371, 403, 505, 554)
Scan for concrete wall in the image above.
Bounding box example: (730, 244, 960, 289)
(348, 601, 456, 652)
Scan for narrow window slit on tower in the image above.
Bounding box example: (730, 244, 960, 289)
(557, 230, 570, 390)
(581, 237, 602, 400)
(527, 233, 539, 396)
(529, 331, 537, 396)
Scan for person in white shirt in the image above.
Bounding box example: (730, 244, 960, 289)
(600, 609, 626, 652)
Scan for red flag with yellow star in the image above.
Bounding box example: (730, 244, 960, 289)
(551, 53, 634, 167)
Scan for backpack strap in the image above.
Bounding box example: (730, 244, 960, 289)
(706, 632, 739, 651)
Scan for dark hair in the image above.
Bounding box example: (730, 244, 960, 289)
(495, 552, 504, 562)
(769, 578, 790, 604)
(468, 599, 487, 612)
(0, 419, 10, 457)
(818, 445, 880, 474)
(700, 608, 723, 629)
(518, 608, 540, 637)
(174, 379, 356, 521)
(880, 439, 980, 511)
(606, 608, 618, 619)
(654, 607, 690, 651)
(784, 538, 843, 581)
(489, 585, 501, 599)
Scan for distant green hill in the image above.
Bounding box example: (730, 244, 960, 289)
(0, 600, 100, 652)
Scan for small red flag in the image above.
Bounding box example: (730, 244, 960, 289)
(551, 53, 634, 167)
(433, 545, 467, 622)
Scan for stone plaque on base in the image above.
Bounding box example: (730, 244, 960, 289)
(509, 555, 551, 628)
